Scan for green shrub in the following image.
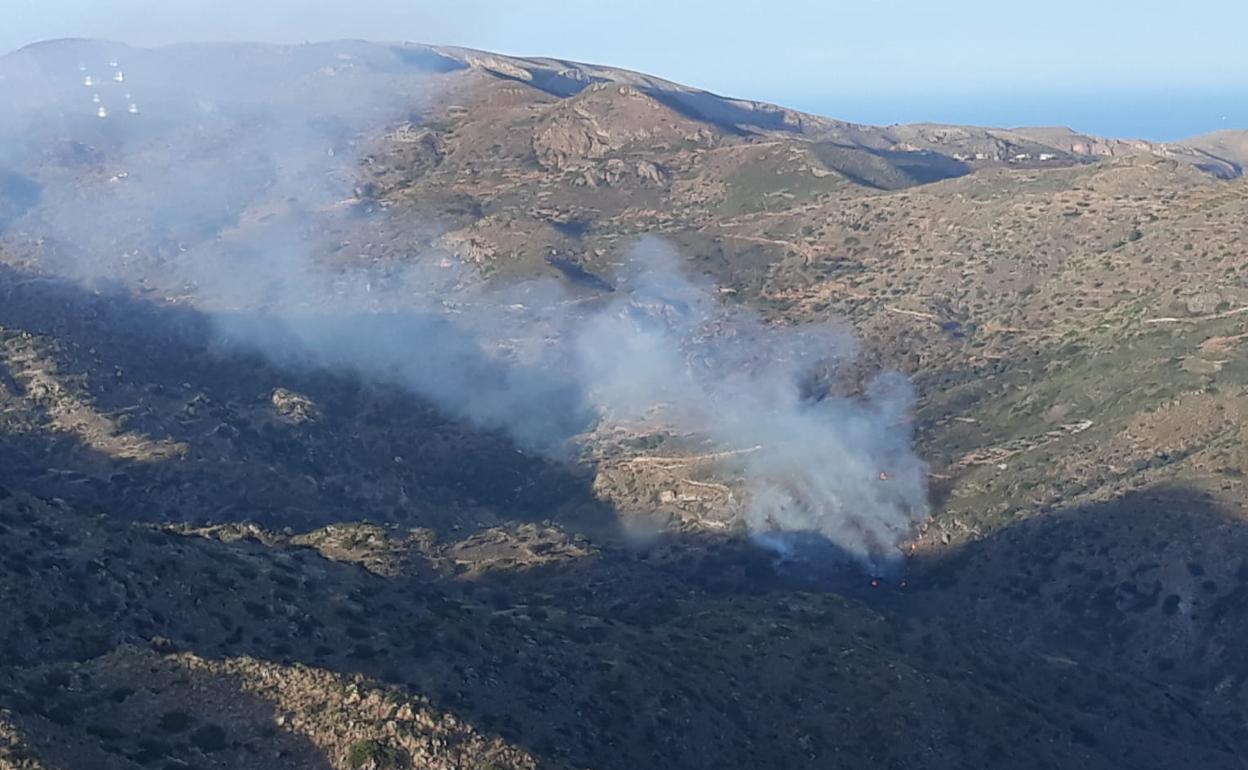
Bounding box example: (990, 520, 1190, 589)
(347, 739, 408, 769)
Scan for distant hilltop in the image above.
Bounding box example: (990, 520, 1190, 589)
(2, 38, 1243, 182)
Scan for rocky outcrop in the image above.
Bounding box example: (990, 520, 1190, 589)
(533, 84, 714, 172)
(271, 388, 320, 424)
(3, 646, 542, 770)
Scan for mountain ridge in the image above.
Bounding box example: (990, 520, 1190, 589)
(4, 38, 1244, 176)
(2, 37, 1248, 770)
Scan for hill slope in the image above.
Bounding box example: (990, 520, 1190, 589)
(2, 39, 1248, 769)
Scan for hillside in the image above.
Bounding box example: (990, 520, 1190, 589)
(2, 39, 1248, 769)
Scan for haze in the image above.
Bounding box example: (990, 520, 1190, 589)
(7, 1, 1248, 139)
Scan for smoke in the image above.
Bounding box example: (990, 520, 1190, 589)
(0, 40, 927, 573)
(570, 243, 927, 572)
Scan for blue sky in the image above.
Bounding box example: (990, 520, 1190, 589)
(8, 1, 1247, 139)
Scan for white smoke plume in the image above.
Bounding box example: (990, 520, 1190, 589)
(0, 40, 927, 573)
(570, 244, 928, 572)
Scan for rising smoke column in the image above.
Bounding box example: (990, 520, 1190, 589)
(572, 242, 928, 572)
(1, 40, 928, 573)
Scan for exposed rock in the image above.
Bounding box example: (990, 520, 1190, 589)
(270, 388, 320, 424)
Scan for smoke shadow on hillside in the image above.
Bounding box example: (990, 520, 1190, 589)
(5, 476, 1248, 768)
(3, 264, 1248, 768)
(2, 642, 337, 769)
(907, 485, 1248, 683)
(894, 484, 1248, 764)
(0, 262, 609, 538)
